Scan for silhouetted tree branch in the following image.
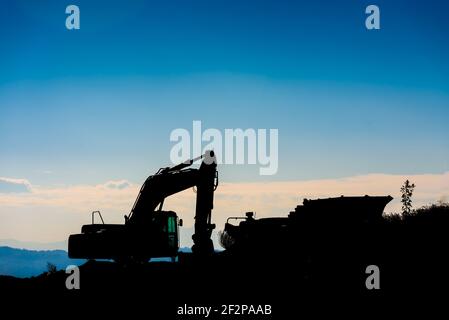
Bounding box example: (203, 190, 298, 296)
(400, 179, 415, 216)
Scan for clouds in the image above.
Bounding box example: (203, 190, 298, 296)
(0, 177, 32, 193)
(104, 180, 131, 190)
(0, 180, 137, 212)
(1, 172, 449, 244)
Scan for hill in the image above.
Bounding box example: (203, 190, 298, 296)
(0, 246, 84, 278)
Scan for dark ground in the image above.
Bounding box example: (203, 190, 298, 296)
(1, 205, 448, 318)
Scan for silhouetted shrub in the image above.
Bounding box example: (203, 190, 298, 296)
(404, 202, 449, 223)
(384, 202, 449, 228)
(46, 262, 57, 275)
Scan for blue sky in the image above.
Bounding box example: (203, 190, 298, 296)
(1, 0, 449, 187)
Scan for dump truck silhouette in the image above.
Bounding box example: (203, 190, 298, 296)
(222, 196, 393, 252)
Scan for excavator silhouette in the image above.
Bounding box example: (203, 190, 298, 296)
(68, 151, 218, 262)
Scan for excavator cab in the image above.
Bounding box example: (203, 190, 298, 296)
(68, 210, 181, 262)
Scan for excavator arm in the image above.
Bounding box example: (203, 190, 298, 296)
(127, 150, 218, 255)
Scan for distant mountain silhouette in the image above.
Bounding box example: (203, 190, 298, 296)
(0, 246, 196, 278)
(0, 246, 84, 278)
(0, 239, 68, 251)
